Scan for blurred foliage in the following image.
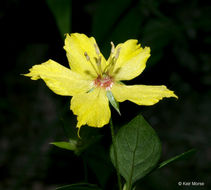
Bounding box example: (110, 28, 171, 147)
(46, 0, 72, 39)
(1, 0, 211, 190)
(55, 183, 102, 190)
(158, 148, 196, 169)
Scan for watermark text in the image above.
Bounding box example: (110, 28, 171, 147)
(178, 181, 205, 186)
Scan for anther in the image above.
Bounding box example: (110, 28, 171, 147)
(84, 52, 90, 61)
(115, 47, 121, 59)
(97, 56, 102, 66)
(96, 56, 102, 76)
(94, 43, 100, 55)
(84, 52, 99, 75)
(110, 41, 115, 54)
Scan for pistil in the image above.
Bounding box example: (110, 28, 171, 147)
(94, 75, 113, 90)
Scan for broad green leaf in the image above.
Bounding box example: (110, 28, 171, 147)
(106, 90, 121, 115)
(56, 183, 102, 190)
(46, 0, 71, 39)
(158, 149, 196, 169)
(110, 114, 161, 189)
(50, 141, 77, 151)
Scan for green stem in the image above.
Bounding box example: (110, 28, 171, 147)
(110, 118, 122, 190)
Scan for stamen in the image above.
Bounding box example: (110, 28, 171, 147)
(84, 51, 99, 75)
(84, 52, 90, 61)
(97, 56, 102, 75)
(115, 47, 121, 59)
(94, 56, 102, 77)
(103, 42, 121, 75)
(94, 43, 100, 55)
(102, 42, 115, 74)
(110, 41, 115, 54)
(107, 47, 121, 75)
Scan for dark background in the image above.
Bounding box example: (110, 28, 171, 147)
(1, 0, 211, 189)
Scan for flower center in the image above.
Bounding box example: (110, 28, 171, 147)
(94, 75, 113, 90)
(84, 42, 121, 85)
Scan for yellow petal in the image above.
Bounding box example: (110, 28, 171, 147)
(110, 40, 150, 81)
(111, 83, 178, 105)
(64, 33, 107, 79)
(24, 59, 92, 96)
(71, 88, 111, 128)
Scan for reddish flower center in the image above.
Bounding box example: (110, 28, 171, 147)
(94, 75, 113, 90)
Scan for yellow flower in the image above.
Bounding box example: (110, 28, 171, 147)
(25, 33, 177, 129)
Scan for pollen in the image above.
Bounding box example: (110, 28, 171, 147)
(94, 75, 113, 90)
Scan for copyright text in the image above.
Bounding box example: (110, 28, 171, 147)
(178, 181, 205, 186)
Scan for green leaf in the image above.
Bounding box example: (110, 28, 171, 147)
(110, 114, 161, 189)
(50, 141, 77, 151)
(123, 184, 136, 190)
(106, 90, 121, 115)
(56, 183, 102, 190)
(158, 148, 196, 169)
(46, 0, 72, 39)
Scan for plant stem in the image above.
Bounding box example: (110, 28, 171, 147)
(110, 118, 122, 190)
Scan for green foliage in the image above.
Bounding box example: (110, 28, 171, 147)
(92, 0, 131, 42)
(50, 141, 77, 151)
(56, 183, 102, 190)
(4, 0, 207, 189)
(46, 0, 72, 39)
(110, 114, 162, 189)
(109, 10, 142, 41)
(142, 19, 175, 66)
(158, 148, 197, 169)
(53, 113, 113, 187)
(92, 0, 142, 58)
(52, 135, 102, 156)
(55, 114, 103, 155)
(52, 117, 103, 156)
(83, 144, 114, 188)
